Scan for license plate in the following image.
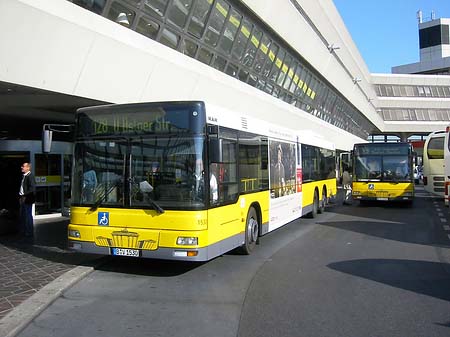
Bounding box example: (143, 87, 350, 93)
(111, 248, 140, 257)
(377, 197, 388, 201)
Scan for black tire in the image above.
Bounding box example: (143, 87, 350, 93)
(318, 189, 326, 214)
(308, 191, 319, 218)
(240, 207, 259, 255)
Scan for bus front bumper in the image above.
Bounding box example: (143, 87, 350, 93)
(68, 239, 211, 261)
(352, 194, 414, 202)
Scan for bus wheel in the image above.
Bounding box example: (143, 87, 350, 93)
(308, 191, 319, 218)
(318, 189, 326, 214)
(240, 207, 259, 255)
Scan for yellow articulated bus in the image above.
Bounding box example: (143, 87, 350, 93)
(68, 101, 336, 261)
(352, 142, 415, 203)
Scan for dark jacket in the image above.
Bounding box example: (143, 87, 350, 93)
(20, 173, 36, 204)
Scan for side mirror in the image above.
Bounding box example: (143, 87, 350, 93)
(41, 124, 73, 153)
(42, 129, 53, 153)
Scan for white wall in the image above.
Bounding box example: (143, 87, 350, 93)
(0, 0, 369, 150)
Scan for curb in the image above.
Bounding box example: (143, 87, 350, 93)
(0, 265, 95, 337)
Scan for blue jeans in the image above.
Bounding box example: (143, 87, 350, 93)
(19, 202, 34, 236)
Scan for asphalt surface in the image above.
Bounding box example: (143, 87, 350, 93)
(0, 216, 103, 337)
(0, 184, 450, 337)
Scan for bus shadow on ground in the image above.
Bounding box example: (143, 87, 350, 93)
(96, 256, 204, 277)
(328, 258, 450, 303)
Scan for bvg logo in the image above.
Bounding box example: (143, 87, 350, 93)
(98, 212, 109, 226)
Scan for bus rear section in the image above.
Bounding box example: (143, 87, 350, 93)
(352, 142, 414, 203)
(300, 143, 337, 217)
(423, 130, 445, 198)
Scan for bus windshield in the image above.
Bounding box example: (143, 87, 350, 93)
(355, 155, 411, 181)
(72, 136, 206, 209)
(353, 144, 412, 182)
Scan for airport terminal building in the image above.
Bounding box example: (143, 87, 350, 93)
(0, 0, 449, 217)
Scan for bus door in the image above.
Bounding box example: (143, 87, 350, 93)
(339, 152, 351, 184)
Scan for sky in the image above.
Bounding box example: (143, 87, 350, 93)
(333, 0, 450, 73)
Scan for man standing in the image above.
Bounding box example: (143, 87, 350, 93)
(19, 162, 36, 237)
(342, 164, 352, 205)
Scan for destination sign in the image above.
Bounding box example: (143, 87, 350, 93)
(354, 144, 411, 156)
(76, 103, 206, 137)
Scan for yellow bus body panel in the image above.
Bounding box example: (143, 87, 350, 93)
(302, 178, 337, 208)
(352, 181, 414, 200)
(69, 191, 270, 250)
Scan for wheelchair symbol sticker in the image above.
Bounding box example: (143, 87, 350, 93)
(98, 212, 109, 226)
(368, 184, 374, 190)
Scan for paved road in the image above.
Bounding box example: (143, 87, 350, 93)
(12, 187, 450, 337)
(239, 190, 450, 337)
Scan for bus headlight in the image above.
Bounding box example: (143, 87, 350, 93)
(352, 191, 360, 195)
(177, 237, 198, 245)
(68, 230, 81, 238)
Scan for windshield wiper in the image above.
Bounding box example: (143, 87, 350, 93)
(90, 181, 120, 211)
(148, 198, 165, 214)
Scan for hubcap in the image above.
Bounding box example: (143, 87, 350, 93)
(248, 218, 258, 243)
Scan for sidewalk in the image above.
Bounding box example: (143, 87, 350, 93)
(0, 216, 103, 335)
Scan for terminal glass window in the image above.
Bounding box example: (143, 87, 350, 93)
(35, 154, 62, 215)
(225, 62, 238, 77)
(187, 0, 213, 38)
(136, 16, 160, 40)
(142, 0, 169, 18)
(181, 38, 198, 57)
(253, 35, 271, 74)
(107, 2, 136, 27)
(242, 26, 262, 67)
(167, 0, 193, 29)
(277, 53, 292, 87)
(248, 74, 257, 87)
(231, 19, 252, 61)
(197, 47, 213, 65)
(284, 61, 296, 91)
(262, 43, 278, 78)
(204, 0, 229, 47)
(212, 54, 227, 72)
(73, 0, 106, 14)
(237, 68, 249, 82)
(159, 28, 180, 49)
(269, 48, 284, 82)
(218, 8, 241, 54)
